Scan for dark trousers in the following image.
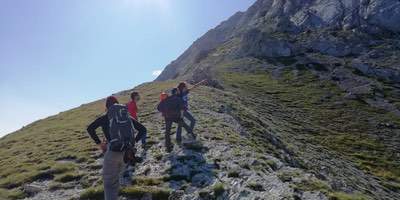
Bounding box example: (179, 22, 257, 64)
(164, 118, 193, 150)
(178, 111, 196, 134)
(132, 119, 147, 145)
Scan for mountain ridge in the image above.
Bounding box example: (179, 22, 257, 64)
(157, 0, 400, 83)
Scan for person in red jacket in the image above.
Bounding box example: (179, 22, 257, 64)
(127, 92, 147, 148)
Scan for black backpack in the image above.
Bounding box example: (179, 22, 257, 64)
(157, 96, 182, 120)
(107, 104, 135, 152)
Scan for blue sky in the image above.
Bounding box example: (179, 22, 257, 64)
(0, 0, 255, 137)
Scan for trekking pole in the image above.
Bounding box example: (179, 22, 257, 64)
(190, 79, 208, 90)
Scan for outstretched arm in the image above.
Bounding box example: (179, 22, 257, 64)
(188, 79, 207, 91)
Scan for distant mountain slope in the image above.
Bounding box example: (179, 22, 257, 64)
(1, 0, 400, 200)
(156, 0, 400, 82)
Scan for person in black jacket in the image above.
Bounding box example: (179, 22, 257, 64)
(158, 88, 195, 152)
(87, 96, 118, 152)
(86, 96, 138, 200)
(87, 97, 147, 152)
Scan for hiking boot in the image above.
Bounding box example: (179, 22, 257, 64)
(120, 177, 131, 187)
(120, 168, 133, 187)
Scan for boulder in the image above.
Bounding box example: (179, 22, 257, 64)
(171, 164, 191, 181)
(238, 29, 293, 58)
(302, 191, 328, 200)
(191, 173, 214, 187)
(169, 190, 185, 200)
(374, 68, 400, 83)
(352, 60, 400, 83)
(348, 84, 373, 96)
(23, 184, 43, 196)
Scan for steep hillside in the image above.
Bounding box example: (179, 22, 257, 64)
(1, 0, 400, 200)
(1, 81, 352, 200)
(155, 0, 400, 199)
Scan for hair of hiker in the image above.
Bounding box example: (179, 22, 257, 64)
(130, 91, 139, 100)
(106, 96, 119, 109)
(177, 82, 187, 91)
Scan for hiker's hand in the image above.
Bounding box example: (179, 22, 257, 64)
(99, 142, 107, 153)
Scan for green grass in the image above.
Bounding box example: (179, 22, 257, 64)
(227, 170, 240, 178)
(265, 159, 278, 170)
(54, 172, 83, 182)
(0, 81, 180, 198)
(328, 192, 371, 200)
(293, 179, 331, 193)
(218, 64, 400, 188)
(48, 182, 62, 191)
(50, 163, 78, 174)
(382, 181, 400, 192)
(80, 186, 104, 200)
(0, 188, 26, 200)
(163, 174, 189, 182)
(133, 176, 164, 186)
(247, 182, 265, 191)
(212, 182, 225, 196)
(121, 186, 171, 200)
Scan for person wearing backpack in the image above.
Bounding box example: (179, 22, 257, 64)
(176, 80, 206, 134)
(127, 92, 147, 149)
(157, 88, 194, 152)
(86, 96, 136, 200)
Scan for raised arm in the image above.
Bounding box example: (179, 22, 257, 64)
(188, 79, 207, 91)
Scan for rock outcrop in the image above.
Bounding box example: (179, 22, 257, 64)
(156, 0, 400, 82)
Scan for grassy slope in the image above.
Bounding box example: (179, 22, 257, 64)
(184, 34, 400, 196)
(1, 59, 399, 199)
(0, 80, 268, 200)
(0, 81, 178, 199)
(214, 57, 400, 194)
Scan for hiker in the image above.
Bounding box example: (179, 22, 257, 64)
(159, 92, 168, 117)
(127, 91, 147, 148)
(157, 88, 194, 152)
(176, 80, 206, 133)
(86, 96, 136, 200)
(159, 91, 168, 102)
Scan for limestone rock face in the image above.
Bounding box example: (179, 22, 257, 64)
(156, 0, 400, 82)
(237, 29, 293, 58)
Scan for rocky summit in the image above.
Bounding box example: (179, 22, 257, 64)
(1, 0, 400, 200)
